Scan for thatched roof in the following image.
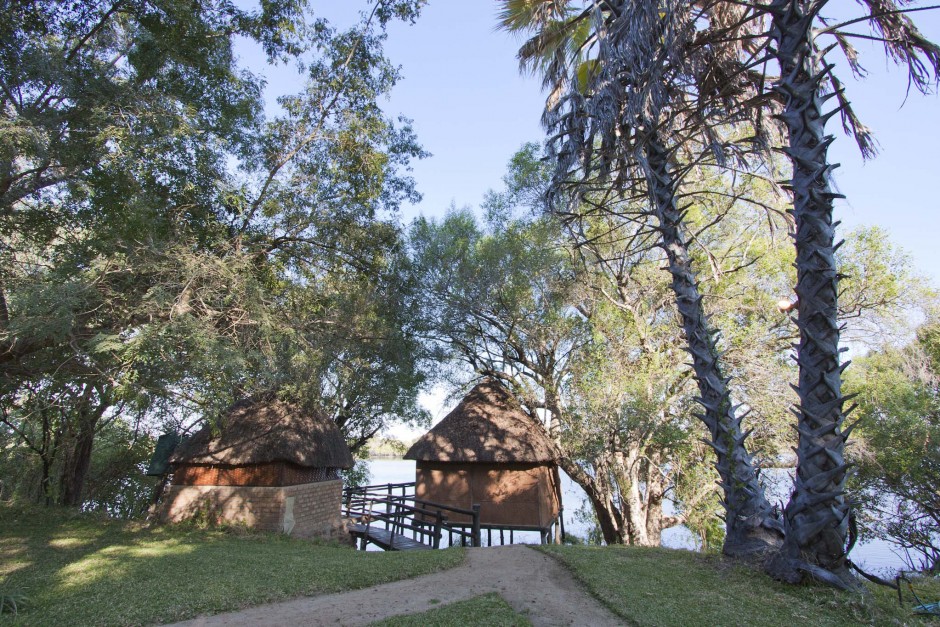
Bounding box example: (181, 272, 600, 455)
(405, 379, 559, 463)
(170, 399, 353, 469)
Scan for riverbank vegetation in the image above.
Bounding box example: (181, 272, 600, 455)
(366, 437, 416, 459)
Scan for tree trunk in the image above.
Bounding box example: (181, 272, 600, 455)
(644, 453, 667, 546)
(40, 410, 57, 505)
(59, 416, 96, 507)
(546, 394, 627, 544)
(642, 132, 783, 558)
(58, 390, 109, 507)
(547, 392, 674, 547)
(556, 455, 622, 544)
(618, 448, 652, 546)
(765, 0, 856, 589)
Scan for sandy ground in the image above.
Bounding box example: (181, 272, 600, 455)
(168, 545, 624, 626)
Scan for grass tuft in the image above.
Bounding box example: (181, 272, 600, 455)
(0, 591, 29, 616)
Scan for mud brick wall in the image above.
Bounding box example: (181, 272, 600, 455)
(282, 480, 343, 538)
(159, 479, 343, 538)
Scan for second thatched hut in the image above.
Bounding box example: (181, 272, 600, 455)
(404, 379, 562, 542)
(159, 398, 353, 539)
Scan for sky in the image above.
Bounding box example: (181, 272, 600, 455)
(243, 2, 940, 282)
(240, 2, 940, 428)
(376, 3, 940, 285)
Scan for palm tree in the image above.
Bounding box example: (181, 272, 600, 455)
(504, 0, 940, 587)
(499, 0, 785, 558)
(754, 0, 940, 588)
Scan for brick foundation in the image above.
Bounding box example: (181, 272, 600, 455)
(159, 480, 343, 539)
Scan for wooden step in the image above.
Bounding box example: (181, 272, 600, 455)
(349, 524, 433, 551)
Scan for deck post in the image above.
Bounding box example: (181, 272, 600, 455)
(471, 504, 481, 547)
(361, 500, 374, 551)
(432, 510, 443, 549)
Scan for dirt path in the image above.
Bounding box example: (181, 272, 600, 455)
(169, 545, 624, 626)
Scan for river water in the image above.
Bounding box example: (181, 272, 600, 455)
(366, 458, 908, 575)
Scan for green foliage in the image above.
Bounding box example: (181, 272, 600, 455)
(78, 422, 157, 519)
(0, 0, 430, 508)
(367, 437, 411, 458)
(837, 226, 936, 344)
(343, 458, 373, 489)
(0, 591, 28, 617)
(845, 321, 940, 573)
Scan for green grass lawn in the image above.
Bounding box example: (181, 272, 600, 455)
(539, 545, 940, 626)
(0, 503, 464, 626)
(368, 593, 531, 627)
(4, 502, 938, 627)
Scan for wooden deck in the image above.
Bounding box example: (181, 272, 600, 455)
(343, 482, 481, 551)
(343, 482, 565, 551)
(348, 523, 433, 551)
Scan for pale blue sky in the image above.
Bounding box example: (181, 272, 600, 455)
(386, 3, 940, 286)
(242, 3, 939, 282)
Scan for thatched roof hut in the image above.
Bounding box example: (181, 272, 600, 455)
(170, 398, 353, 472)
(160, 398, 352, 539)
(406, 379, 558, 464)
(405, 379, 562, 537)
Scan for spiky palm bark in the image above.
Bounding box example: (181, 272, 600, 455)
(643, 132, 782, 557)
(764, 0, 855, 588)
(500, 0, 784, 557)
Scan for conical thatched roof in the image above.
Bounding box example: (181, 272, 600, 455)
(405, 379, 559, 463)
(170, 398, 353, 469)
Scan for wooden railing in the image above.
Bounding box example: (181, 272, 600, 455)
(343, 482, 481, 550)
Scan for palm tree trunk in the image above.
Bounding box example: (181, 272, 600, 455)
(642, 131, 783, 558)
(765, 0, 856, 589)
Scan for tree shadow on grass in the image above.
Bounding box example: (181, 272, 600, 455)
(0, 502, 462, 626)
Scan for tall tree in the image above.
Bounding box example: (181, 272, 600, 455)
(751, 0, 940, 587)
(0, 0, 430, 506)
(410, 145, 797, 547)
(500, 0, 785, 557)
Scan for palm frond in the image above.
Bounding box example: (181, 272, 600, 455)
(857, 0, 940, 92)
(497, 0, 572, 34)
